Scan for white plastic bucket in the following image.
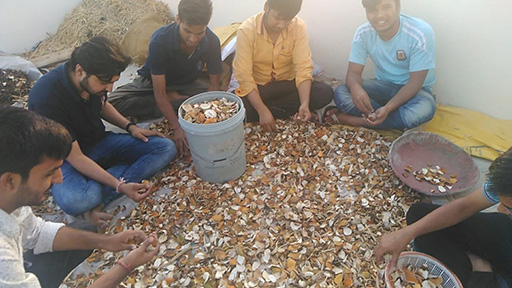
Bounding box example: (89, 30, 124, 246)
(178, 91, 246, 183)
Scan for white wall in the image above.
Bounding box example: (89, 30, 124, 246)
(164, 0, 512, 120)
(1, 0, 511, 119)
(0, 0, 81, 53)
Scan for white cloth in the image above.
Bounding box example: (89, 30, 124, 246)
(221, 37, 237, 62)
(0, 207, 64, 287)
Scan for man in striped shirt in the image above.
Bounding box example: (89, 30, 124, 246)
(326, 0, 436, 131)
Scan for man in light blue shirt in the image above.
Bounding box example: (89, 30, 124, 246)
(326, 0, 436, 130)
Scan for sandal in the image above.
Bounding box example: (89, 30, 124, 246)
(314, 99, 338, 124)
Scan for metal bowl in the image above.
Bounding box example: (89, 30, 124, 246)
(389, 131, 479, 195)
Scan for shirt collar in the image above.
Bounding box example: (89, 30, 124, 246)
(0, 207, 21, 238)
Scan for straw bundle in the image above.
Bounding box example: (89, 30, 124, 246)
(29, 0, 172, 58)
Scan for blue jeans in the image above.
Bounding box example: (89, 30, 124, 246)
(334, 79, 436, 130)
(52, 132, 176, 215)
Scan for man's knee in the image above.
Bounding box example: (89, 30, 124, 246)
(406, 202, 439, 225)
(148, 137, 177, 163)
(52, 184, 103, 216)
(310, 81, 334, 108)
(334, 85, 355, 112)
(401, 92, 436, 128)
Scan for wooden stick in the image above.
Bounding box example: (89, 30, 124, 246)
(30, 48, 74, 68)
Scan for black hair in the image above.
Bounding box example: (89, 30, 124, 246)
(178, 0, 213, 26)
(267, 0, 303, 20)
(0, 107, 72, 181)
(362, 0, 400, 10)
(487, 147, 512, 197)
(67, 36, 131, 82)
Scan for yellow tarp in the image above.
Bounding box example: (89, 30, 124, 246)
(371, 105, 511, 160)
(212, 22, 241, 48)
(422, 105, 512, 161)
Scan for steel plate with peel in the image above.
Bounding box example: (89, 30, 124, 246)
(389, 131, 479, 195)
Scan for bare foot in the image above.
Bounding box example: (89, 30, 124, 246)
(84, 206, 113, 232)
(324, 107, 341, 124)
(325, 108, 367, 127)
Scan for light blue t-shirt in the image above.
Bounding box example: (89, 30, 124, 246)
(349, 14, 436, 87)
(482, 181, 500, 204)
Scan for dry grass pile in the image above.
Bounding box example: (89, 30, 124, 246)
(29, 0, 172, 58)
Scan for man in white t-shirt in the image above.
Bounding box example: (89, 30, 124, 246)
(0, 107, 160, 288)
(326, 0, 436, 130)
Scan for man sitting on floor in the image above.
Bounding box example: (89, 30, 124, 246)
(28, 37, 176, 229)
(108, 0, 222, 156)
(0, 107, 160, 288)
(233, 0, 333, 132)
(375, 147, 512, 288)
(326, 0, 436, 131)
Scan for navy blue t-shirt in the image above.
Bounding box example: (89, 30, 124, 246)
(28, 64, 107, 151)
(138, 23, 222, 86)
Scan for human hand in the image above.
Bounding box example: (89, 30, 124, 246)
(366, 106, 390, 126)
(352, 86, 374, 116)
(294, 104, 311, 122)
(259, 109, 277, 132)
(119, 182, 154, 202)
(86, 207, 113, 230)
(120, 233, 161, 269)
(374, 228, 414, 270)
(103, 230, 148, 252)
(128, 126, 166, 142)
(172, 127, 189, 158)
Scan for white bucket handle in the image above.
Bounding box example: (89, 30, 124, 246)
(187, 136, 245, 164)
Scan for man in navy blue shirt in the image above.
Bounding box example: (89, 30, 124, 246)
(109, 0, 222, 156)
(29, 37, 177, 229)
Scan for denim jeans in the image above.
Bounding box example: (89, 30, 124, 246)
(334, 79, 436, 130)
(52, 132, 176, 216)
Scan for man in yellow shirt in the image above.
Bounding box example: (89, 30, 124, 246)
(233, 0, 333, 132)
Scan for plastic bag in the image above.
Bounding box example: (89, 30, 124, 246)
(0, 55, 42, 81)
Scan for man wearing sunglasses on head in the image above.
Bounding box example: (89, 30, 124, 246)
(28, 37, 176, 230)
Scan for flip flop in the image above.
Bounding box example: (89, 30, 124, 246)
(314, 99, 338, 124)
(327, 111, 341, 125)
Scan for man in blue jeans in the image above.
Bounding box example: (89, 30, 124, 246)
(29, 37, 177, 229)
(325, 0, 436, 130)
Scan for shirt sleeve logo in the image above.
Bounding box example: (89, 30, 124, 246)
(396, 50, 407, 61)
